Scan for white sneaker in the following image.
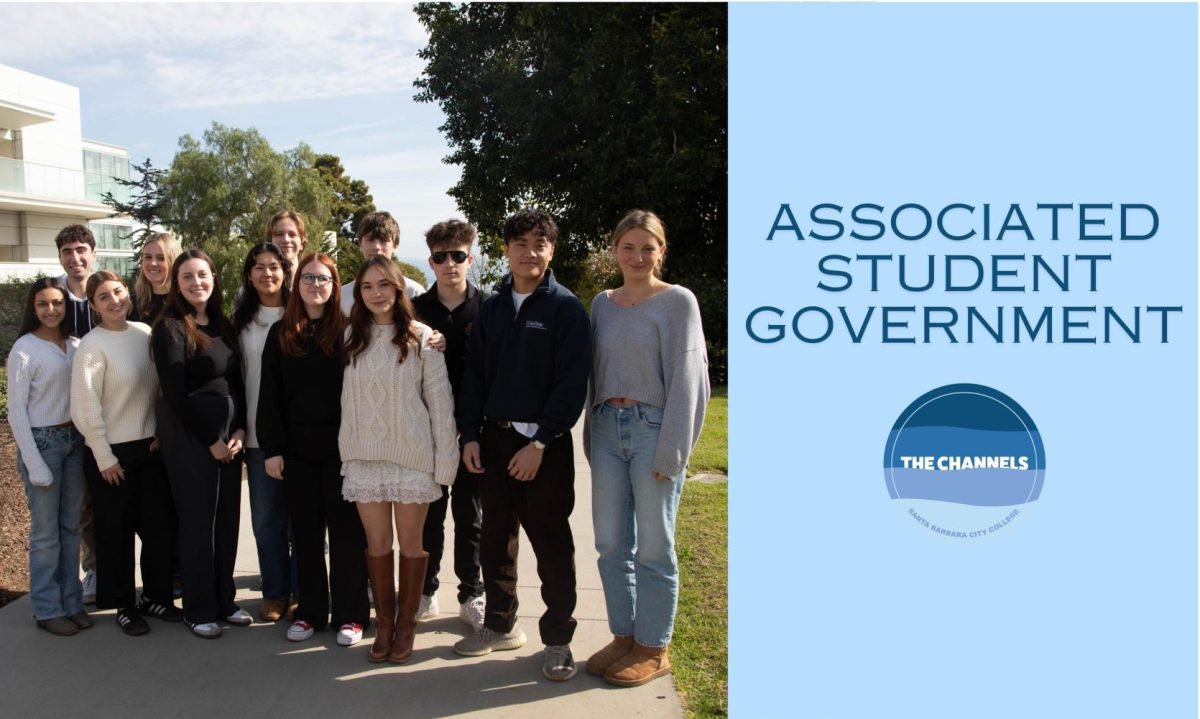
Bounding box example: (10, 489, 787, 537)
(459, 596, 485, 631)
(81, 571, 96, 605)
(336, 622, 364, 646)
(225, 609, 253, 626)
(416, 593, 439, 620)
(287, 619, 315, 642)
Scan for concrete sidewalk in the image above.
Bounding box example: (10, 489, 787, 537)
(0, 424, 684, 719)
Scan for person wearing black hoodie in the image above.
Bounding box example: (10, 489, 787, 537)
(453, 209, 592, 682)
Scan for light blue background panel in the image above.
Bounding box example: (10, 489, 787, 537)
(729, 4, 1197, 718)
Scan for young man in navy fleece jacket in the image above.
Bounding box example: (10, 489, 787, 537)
(454, 208, 592, 682)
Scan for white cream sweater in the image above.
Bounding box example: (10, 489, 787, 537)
(338, 321, 458, 486)
(70, 323, 159, 470)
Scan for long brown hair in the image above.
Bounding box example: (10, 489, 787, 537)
(280, 253, 343, 358)
(345, 256, 419, 365)
(16, 277, 70, 340)
(159, 249, 234, 356)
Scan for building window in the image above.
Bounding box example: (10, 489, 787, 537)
(83, 149, 131, 203)
(96, 254, 134, 279)
(89, 223, 133, 251)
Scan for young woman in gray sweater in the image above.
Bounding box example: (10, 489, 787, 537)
(584, 210, 711, 687)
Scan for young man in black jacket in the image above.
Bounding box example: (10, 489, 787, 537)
(454, 209, 592, 682)
(411, 220, 489, 630)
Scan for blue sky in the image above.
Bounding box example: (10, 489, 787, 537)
(0, 2, 461, 263)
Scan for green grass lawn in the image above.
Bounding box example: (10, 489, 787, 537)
(674, 481, 728, 718)
(688, 386, 727, 476)
(673, 385, 728, 718)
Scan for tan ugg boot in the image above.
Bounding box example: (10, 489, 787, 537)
(586, 635, 634, 676)
(605, 642, 671, 687)
(389, 552, 428, 663)
(365, 551, 395, 663)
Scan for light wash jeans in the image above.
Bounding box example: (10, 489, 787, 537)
(589, 402, 685, 648)
(17, 425, 87, 620)
(245, 448, 298, 600)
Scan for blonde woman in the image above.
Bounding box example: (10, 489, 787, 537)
(131, 232, 181, 325)
(584, 210, 709, 686)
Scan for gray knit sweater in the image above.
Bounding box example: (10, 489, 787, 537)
(584, 285, 710, 477)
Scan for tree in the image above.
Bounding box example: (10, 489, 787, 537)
(100, 158, 167, 251)
(158, 123, 341, 308)
(414, 3, 727, 381)
(314, 153, 379, 284)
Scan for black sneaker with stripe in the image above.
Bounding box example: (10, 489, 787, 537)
(116, 607, 150, 636)
(137, 597, 183, 623)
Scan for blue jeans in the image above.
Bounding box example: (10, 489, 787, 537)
(245, 448, 297, 600)
(17, 425, 87, 620)
(589, 402, 685, 647)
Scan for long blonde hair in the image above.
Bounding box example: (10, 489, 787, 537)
(611, 209, 667, 277)
(135, 232, 182, 317)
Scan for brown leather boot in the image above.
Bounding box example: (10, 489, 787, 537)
(365, 551, 395, 663)
(389, 552, 428, 663)
(604, 642, 671, 687)
(586, 635, 634, 676)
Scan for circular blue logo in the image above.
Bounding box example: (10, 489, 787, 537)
(883, 383, 1045, 538)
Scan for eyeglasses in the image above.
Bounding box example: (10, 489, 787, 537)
(431, 250, 469, 265)
(300, 273, 334, 287)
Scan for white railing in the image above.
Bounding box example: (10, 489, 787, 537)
(0, 156, 129, 204)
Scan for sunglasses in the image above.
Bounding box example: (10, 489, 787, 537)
(431, 250, 469, 265)
(300, 273, 335, 287)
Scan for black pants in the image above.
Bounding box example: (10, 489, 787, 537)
(283, 451, 370, 629)
(480, 423, 577, 645)
(157, 402, 242, 625)
(83, 438, 176, 609)
(421, 460, 483, 603)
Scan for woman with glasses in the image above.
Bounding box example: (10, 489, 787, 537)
(584, 210, 710, 687)
(258, 253, 371, 647)
(232, 242, 297, 623)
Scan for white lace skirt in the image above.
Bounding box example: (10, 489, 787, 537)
(341, 460, 442, 504)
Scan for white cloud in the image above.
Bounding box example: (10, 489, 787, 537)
(1, 3, 430, 109)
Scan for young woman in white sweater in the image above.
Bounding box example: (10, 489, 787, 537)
(232, 242, 296, 622)
(71, 270, 179, 637)
(584, 210, 710, 687)
(341, 256, 458, 663)
(7, 277, 88, 636)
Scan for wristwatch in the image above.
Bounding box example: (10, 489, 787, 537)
(530, 439, 547, 451)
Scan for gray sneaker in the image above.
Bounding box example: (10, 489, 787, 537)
(454, 626, 527, 656)
(542, 644, 577, 681)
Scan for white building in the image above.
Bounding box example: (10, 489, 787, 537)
(0, 65, 134, 280)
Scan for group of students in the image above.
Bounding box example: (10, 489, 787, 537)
(8, 205, 709, 687)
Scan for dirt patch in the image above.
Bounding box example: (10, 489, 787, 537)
(0, 424, 31, 608)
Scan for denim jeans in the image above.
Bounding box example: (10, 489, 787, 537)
(589, 402, 686, 647)
(17, 425, 87, 620)
(245, 448, 297, 600)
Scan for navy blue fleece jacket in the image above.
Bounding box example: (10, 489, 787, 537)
(457, 269, 591, 447)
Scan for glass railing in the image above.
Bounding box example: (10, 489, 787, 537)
(0, 157, 129, 204)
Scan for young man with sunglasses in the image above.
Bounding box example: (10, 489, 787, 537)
(409, 220, 490, 632)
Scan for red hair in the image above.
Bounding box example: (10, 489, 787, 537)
(279, 252, 344, 358)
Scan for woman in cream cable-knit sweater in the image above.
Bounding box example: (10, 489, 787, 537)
(341, 255, 457, 664)
(71, 270, 178, 637)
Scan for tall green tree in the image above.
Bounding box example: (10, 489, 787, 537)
(100, 158, 167, 251)
(158, 123, 340, 307)
(414, 3, 727, 380)
(314, 153, 378, 284)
